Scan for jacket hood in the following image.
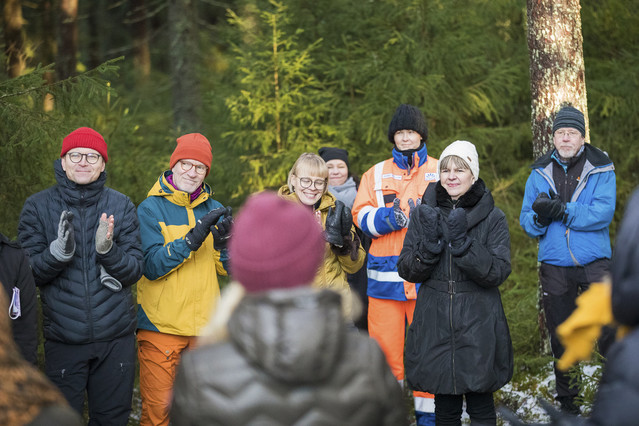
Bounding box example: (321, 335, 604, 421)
(227, 286, 346, 384)
(612, 188, 639, 327)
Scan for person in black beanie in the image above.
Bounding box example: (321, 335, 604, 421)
(352, 104, 439, 425)
(520, 104, 616, 415)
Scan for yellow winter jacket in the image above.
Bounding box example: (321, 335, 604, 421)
(136, 173, 227, 336)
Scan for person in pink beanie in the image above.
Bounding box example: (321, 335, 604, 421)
(170, 191, 407, 426)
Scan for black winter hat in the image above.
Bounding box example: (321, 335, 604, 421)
(387, 104, 428, 143)
(318, 147, 349, 168)
(552, 106, 586, 137)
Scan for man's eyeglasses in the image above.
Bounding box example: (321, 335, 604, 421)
(180, 160, 208, 175)
(555, 130, 581, 139)
(67, 152, 101, 164)
(298, 177, 327, 190)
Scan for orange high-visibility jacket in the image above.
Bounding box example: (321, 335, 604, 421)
(352, 145, 438, 301)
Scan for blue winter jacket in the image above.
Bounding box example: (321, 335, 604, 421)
(519, 144, 615, 267)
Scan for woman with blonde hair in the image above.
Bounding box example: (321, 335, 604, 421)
(278, 153, 365, 316)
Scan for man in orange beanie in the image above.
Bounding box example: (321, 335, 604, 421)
(18, 127, 144, 424)
(135, 133, 234, 426)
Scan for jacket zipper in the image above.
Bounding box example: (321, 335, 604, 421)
(448, 207, 457, 395)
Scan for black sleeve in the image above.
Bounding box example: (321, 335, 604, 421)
(12, 250, 39, 365)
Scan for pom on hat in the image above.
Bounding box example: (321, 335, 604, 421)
(169, 133, 213, 176)
(438, 140, 480, 179)
(318, 147, 349, 168)
(229, 191, 325, 293)
(60, 127, 108, 162)
(552, 106, 586, 137)
(387, 104, 428, 144)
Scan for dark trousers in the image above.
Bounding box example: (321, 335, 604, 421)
(45, 333, 136, 426)
(435, 392, 496, 425)
(540, 259, 615, 398)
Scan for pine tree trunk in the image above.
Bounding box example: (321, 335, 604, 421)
(130, 0, 152, 79)
(42, 0, 56, 111)
(527, 0, 589, 159)
(526, 0, 588, 356)
(3, 0, 26, 78)
(57, 0, 78, 80)
(168, 0, 202, 132)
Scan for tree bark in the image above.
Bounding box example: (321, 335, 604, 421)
(527, 0, 589, 159)
(130, 0, 152, 79)
(168, 0, 202, 132)
(527, 0, 588, 355)
(56, 0, 78, 80)
(41, 0, 56, 110)
(3, 0, 26, 78)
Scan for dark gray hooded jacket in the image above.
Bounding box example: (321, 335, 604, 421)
(171, 285, 407, 426)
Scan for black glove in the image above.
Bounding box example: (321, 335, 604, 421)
(532, 190, 565, 223)
(326, 201, 353, 247)
(210, 207, 233, 251)
(415, 204, 443, 254)
(185, 207, 227, 251)
(392, 198, 408, 228)
(50, 210, 75, 261)
(447, 208, 472, 255)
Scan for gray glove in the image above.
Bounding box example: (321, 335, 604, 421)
(50, 210, 75, 262)
(392, 198, 408, 228)
(100, 265, 122, 292)
(95, 216, 113, 254)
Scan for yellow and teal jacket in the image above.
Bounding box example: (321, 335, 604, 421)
(136, 171, 228, 336)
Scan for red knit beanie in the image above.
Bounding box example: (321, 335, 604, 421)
(60, 127, 108, 162)
(169, 133, 213, 176)
(229, 191, 325, 293)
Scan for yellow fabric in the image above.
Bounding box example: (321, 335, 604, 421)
(556, 282, 613, 371)
(137, 177, 224, 336)
(278, 186, 366, 315)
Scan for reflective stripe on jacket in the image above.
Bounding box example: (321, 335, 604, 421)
(352, 145, 438, 300)
(136, 172, 228, 336)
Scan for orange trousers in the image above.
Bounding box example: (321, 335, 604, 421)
(368, 297, 434, 412)
(137, 329, 198, 426)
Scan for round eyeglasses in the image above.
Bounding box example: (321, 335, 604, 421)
(298, 177, 327, 190)
(179, 160, 208, 175)
(67, 152, 101, 164)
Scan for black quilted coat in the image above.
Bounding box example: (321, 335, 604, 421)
(171, 286, 408, 426)
(398, 180, 513, 395)
(18, 160, 143, 344)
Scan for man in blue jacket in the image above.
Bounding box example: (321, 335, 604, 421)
(519, 105, 615, 415)
(18, 127, 144, 425)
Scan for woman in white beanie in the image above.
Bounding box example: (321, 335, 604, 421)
(397, 140, 513, 425)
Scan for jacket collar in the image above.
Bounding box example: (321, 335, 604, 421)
(392, 142, 429, 170)
(54, 159, 106, 205)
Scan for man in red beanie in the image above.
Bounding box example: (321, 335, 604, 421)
(170, 191, 407, 425)
(136, 133, 233, 426)
(18, 127, 144, 425)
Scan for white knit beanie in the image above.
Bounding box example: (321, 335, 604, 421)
(438, 140, 479, 179)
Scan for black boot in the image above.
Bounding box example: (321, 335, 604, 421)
(557, 396, 580, 415)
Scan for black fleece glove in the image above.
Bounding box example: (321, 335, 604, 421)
(532, 190, 566, 223)
(415, 204, 443, 254)
(185, 207, 227, 251)
(210, 207, 233, 251)
(326, 201, 352, 247)
(447, 208, 472, 255)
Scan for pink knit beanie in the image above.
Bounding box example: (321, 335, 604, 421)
(60, 127, 108, 162)
(229, 191, 325, 293)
